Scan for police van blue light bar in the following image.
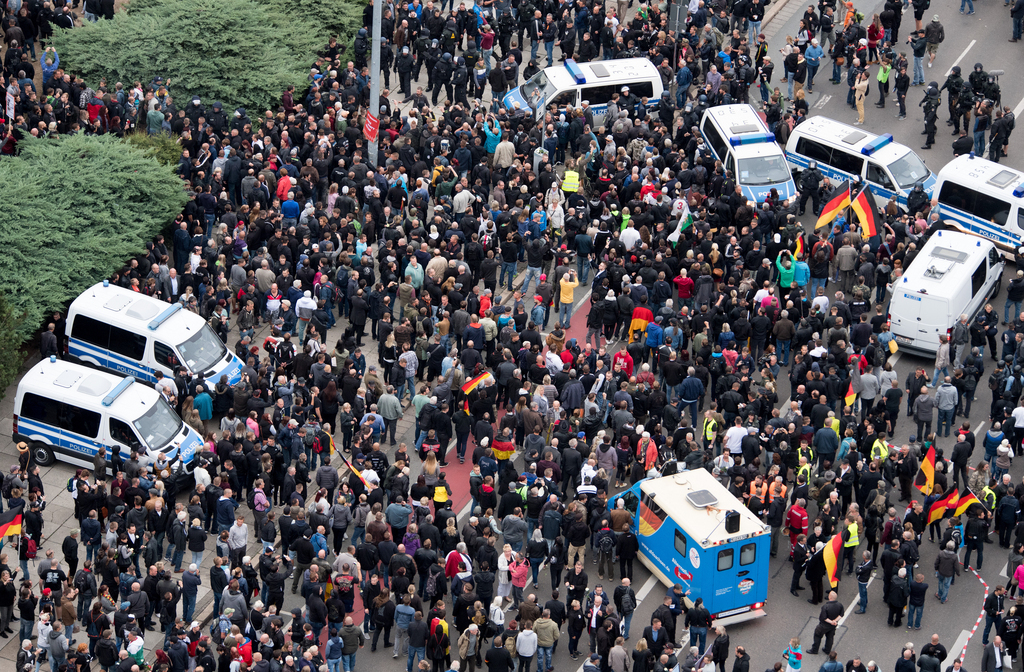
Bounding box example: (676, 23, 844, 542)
(1013, 185, 1024, 198)
(861, 133, 894, 156)
(102, 376, 136, 407)
(729, 133, 774, 146)
(564, 59, 586, 85)
(148, 303, 182, 330)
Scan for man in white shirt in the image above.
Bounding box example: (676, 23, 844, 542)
(724, 418, 748, 458)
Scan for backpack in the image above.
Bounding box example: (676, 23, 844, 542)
(425, 570, 439, 597)
(74, 570, 88, 592)
(599, 533, 615, 554)
(1, 474, 13, 500)
(247, 488, 257, 510)
(23, 536, 37, 559)
(620, 590, 636, 614)
(66, 478, 75, 493)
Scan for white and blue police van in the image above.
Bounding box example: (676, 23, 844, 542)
(13, 357, 204, 479)
(65, 281, 244, 385)
(785, 115, 936, 209)
(933, 154, 1024, 253)
(503, 58, 663, 128)
(699, 104, 797, 203)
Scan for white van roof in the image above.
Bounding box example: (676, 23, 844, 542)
(20, 358, 160, 419)
(703, 104, 781, 158)
(640, 469, 769, 547)
(71, 282, 201, 342)
(939, 155, 1024, 198)
(898, 230, 993, 292)
(568, 58, 660, 88)
(791, 115, 910, 164)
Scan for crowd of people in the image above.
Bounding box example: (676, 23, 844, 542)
(7, 0, 1024, 667)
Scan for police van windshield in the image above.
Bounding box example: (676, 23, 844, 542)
(888, 152, 930, 189)
(737, 155, 792, 186)
(521, 72, 556, 110)
(133, 397, 183, 450)
(176, 324, 228, 373)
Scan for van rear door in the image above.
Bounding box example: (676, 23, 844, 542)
(890, 292, 950, 351)
(711, 541, 761, 615)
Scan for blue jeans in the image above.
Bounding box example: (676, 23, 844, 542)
(545, 41, 554, 66)
(577, 257, 590, 283)
(984, 614, 1002, 644)
(690, 626, 707, 652)
(342, 653, 357, 672)
(483, 48, 493, 73)
(787, 72, 795, 99)
(501, 261, 517, 290)
(937, 574, 953, 602)
(961, 0, 974, 11)
(748, 21, 761, 45)
(559, 302, 573, 327)
(622, 613, 633, 638)
(183, 593, 196, 622)
(912, 56, 925, 85)
(832, 59, 842, 82)
(1006, 300, 1021, 323)
(531, 39, 540, 62)
(1014, 14, 1023, 36)
(522, 265, 541, 296)
(810, 276, 826, 297)
(407, 646, 426, 672)
(975, 130, 987, 155)
(908, 604, 923, 629)
(857, 581, 868, 612)
(807, 63, 819, 89)
(192, 551, 204, 566)
(778, 339, 792, 365)
(328, 660, 342, 672)
(537, 646, 553, 672)
(937, 407, 955, 436)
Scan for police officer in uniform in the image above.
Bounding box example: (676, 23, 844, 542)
(353, 28, 370, 70)
(940, 65, 963, 130)
(920, 82, 940, 149)
(432, 52, 454, 105)
(397, 46, 415, 99)
(452, 57, 470, 108)
(799, 160, 824, 216)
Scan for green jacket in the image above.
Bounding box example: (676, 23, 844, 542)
(776, 252, 796, 288)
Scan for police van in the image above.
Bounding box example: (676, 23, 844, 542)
(503, 58, 663, 128)
(609, 468, 770, 626)
(888, 230, 1004, 355)
(785, 116, 936, 208)
(13, 357, 204, 479)
(699, 104, 797, 203)
(933, 154, 1024, 253)
(65, 281, 244, 385)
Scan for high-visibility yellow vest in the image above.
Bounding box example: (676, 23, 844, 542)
(982, 486, 997, 510)
(797, 463, 813, 484)
(562, 170, 579, 192)
(844, 521, 859, 547)
(871, 439, 890, 462)
(434, 485, 449, 503)
(703, 418, 718, 441)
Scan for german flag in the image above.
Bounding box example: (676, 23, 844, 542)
(844, 380, 857, 407)
(794, 234, 805, 258)
(914, 446, 936, 496)
(928, 489, 960, 525)
(822, 531, 844, 588)
(340, 455, 369, 488)
(0, 505, 23, 538)
(815, 180, 852, 229)
(954, 489, 982, 517)
(850, 184, 881, 239)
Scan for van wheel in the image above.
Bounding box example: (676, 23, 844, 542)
(31, 443, 55, 467)
(992, 276, 1003, 299)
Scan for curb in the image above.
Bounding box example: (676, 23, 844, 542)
(764, 0, 800, 30)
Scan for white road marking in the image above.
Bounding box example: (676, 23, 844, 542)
(950, 629, 973, 664)
(836, 574, 874, 627)
(945, 40, 977, 77)
(1000, 561, 1009, 578)
(1014, 95, 1024, 120)
(813, 95, 832, 110)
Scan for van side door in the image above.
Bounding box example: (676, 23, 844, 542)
(152, 341, 182, 378)
(69, 315, 111, 370)
(58, 402, 103, 457)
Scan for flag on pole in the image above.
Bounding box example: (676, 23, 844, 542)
(822, 531, 845, 588)
(844, 381, 857, 407)
(667, 200, 693, 245)
(850, 184, 881, 238)
(794, 234, 805, 258)
(954, 489, 982, 517)
(461, 371, 495, 410)
(816, 180, 852, 229)
(0, 505, 23, 538)
(914, 446, 937, 496)
(340, 454, 369, 487)
(927, 489, 960, 525)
